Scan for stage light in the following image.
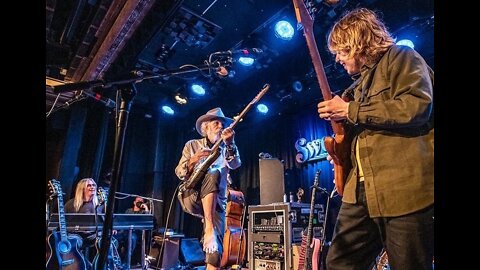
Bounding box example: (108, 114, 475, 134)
(292, 80, 303, 92)
(190, 83, 206, 96)
(238, 56, 254, 66)
(174, 93, 188, 105)
(396, 39, 414, 49)
(274, 20, 294, 40)
(162, 105, 174, 115)
(256, 103, 269, 114)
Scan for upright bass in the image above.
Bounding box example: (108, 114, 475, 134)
(221, 186, 247, 268)
(293, 0, 352, 195)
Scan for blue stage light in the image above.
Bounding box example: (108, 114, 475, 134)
(257, 103, 269, 114)
(396, 39, 414, 49)
(191, 84, 206, 96)
(162, 105, 174, 115)
(274, 20, 294, 40)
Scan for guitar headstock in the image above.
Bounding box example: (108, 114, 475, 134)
(97, 187, 108, 206)
(48, 179, 62, 200)
(251, 83, 270, 104)
(292, 0, 316, 31)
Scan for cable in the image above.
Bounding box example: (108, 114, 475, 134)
(46, 93, 62, 118)
(154, 183, 180, 269)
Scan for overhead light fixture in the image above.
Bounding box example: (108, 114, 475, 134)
(190, 83, 206, 96)
(292, 80, 303, 92)
(274, 20, 294, 40)
(164, 7, 222, 48)
(256, 103, 269, 114)
(396, 39, 415, 49)
(174, 93, 188, 105)
(162, 105, 175, 115)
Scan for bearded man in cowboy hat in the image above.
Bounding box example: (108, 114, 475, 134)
(175, 107, 241, 270)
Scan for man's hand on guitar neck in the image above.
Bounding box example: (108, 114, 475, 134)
(317, 95, 349, 121)
(221, 127, 235, 145)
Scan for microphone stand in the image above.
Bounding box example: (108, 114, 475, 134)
(51, 57, 230, 270)
(115, 191, 164, 215)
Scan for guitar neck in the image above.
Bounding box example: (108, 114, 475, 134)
(306, 187, 317, 247)
(303, 27, 344, 135)
(304, 29, 332, 100)
(56, 194, 68, 242)
(209, 83, 270, 153)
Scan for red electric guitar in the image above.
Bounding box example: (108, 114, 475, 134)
(298, 170, 322, 270)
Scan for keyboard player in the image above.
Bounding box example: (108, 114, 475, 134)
(64, 178, 106, 264)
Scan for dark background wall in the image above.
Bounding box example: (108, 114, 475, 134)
(46, 97, 340, 240)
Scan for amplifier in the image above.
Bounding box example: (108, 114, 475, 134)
(248, 202, 324, 270)
(254, 259, 282, 270)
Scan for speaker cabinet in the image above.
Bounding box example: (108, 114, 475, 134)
(148, 236, 180, 269)
(180, 238, 205, 266)
(259, 158, 285, 205)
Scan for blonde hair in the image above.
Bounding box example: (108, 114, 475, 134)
(328, 8, 395, 64)
(73, 178, 99, 212)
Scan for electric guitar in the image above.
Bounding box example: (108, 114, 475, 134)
(178, 83, 270, 194)
(46, 179, 88, 270)
(298, 170, 322, 270)
(292, 0, 352, 196)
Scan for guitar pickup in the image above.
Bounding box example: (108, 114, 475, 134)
(61, 259, 74, 266)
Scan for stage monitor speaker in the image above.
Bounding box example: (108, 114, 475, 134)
(148, 236, 180, 269)
(180, 238, 205, 266)
(259, 158, 285, 205)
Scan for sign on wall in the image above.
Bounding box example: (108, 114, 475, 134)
(295, 137, 328, 163)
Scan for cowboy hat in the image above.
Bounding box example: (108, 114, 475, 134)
(195, 107, 233, 136)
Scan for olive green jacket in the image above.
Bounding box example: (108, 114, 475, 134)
(342, 45, 434, 217)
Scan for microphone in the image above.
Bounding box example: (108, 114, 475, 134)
(216, 48, 263, 56)
(79, 90, 116, 109)
(215, 66, 229, 77)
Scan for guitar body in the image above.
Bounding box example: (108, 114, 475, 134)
(309, 238, 321, 270)
(92, 237, 122, 270)
(298, 232, 322, 270)
(324, 134, 352, 196)
(298, 171, 322, 270)
(46, 231, 87, 270)
(180, 150, 221, 193)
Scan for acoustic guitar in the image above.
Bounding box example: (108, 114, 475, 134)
(292, 0, 352, 196)
(46, 179, 87, 270)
